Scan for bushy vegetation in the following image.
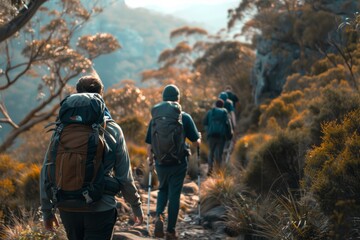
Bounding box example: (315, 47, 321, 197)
(304, 110, 360, 239)
(242, 130, 309, 195)
(3, 0, 360, 239)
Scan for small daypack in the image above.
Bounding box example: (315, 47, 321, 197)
(207, 108, 233, 140)
(150, 101, 185, 166)
(44, 93, 108, 209)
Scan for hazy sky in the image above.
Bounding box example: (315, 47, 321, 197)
(124, 0, 239, 32)
(125, 0, 238, 13)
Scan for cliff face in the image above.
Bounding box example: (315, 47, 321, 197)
(252, 0, 360, 104)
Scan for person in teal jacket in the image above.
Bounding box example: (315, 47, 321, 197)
(145, 84, 201, 240)
(203, 99, 231, 175)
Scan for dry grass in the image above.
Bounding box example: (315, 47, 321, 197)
(200, 169, 238, 213)
(1, 208, 66, 240)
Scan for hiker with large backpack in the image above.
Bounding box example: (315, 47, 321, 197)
(145, 84, 201, 239)
(40, 75, 143, 240)
(225, 85, 239, 112)
(203, 99, 233, 176)
(219, 91, 236, 128)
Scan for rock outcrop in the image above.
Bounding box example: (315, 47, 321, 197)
(252, 0, 360, 104)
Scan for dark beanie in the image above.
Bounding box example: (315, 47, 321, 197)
(162, 84, 180, 101)
(215, 98, 224, 108)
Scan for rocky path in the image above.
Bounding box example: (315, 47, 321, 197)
(112, 165, 238, 240)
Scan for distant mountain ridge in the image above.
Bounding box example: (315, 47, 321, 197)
(84, 1, 199, 88)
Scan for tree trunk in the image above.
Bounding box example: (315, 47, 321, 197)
(0, 0, 48, 43)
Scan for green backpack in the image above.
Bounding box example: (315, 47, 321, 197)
(207, 108, 233, 140)
(150, 101, 185, 166)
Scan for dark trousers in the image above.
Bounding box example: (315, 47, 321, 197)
(155, 161, 187, 233)
(207, 136, 226, 171)
(59, 208, 117, 240)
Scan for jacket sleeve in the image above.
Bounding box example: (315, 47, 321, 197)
(111, 125, 143, 218)
(183, 112, 201, 142)
(39, 142, 55, 221)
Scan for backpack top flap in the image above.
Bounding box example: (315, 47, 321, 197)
(150, 101, 185, 165)
(151, 101, 182, 121)
(59, 93, 105, 125)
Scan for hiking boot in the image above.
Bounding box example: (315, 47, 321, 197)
(154, 215, 164, 238)
(165, 231, 178, 240)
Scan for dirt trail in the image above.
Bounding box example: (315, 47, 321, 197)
(112, 165, 237, 240)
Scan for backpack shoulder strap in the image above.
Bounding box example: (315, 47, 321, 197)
(100, 119, 116, 149)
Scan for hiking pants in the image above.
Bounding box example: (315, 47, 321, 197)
(207, 136, 226, 171)
(155, 160, 187, 233)
(59, 208, 117, 240)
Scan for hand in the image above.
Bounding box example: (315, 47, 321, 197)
(44, 215, 59, 231)
(147, 156, 154, 167)
(133, 215, 143, 226)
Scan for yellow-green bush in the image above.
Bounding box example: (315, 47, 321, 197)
(231, 133, 272, 170)
(18, 164, 41, 210)
(259, 98, 298, 130)
(0, 155, 25, 207)
(304, 109, 360, 239)
(307, 85, 360, 145)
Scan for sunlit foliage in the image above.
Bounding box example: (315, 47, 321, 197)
(104, 83, 151, 123)
(0, 0, 120, 153)
(304, 110, 360, 239)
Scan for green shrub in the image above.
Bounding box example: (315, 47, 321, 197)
(304, 109, 360, 239)
(242, 130, 310, 195)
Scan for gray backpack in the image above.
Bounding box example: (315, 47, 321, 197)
(150, 101, 185, 165)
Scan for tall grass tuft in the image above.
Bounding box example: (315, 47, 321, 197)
(223, 189, 256, 237)
(1, 208, 66, 240)
(251, 192, 330, 240)
(200, 169, 238, 214)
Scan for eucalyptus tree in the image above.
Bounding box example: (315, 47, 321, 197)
(0, 0, 120, 152)
(0, 0, 48, 42)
